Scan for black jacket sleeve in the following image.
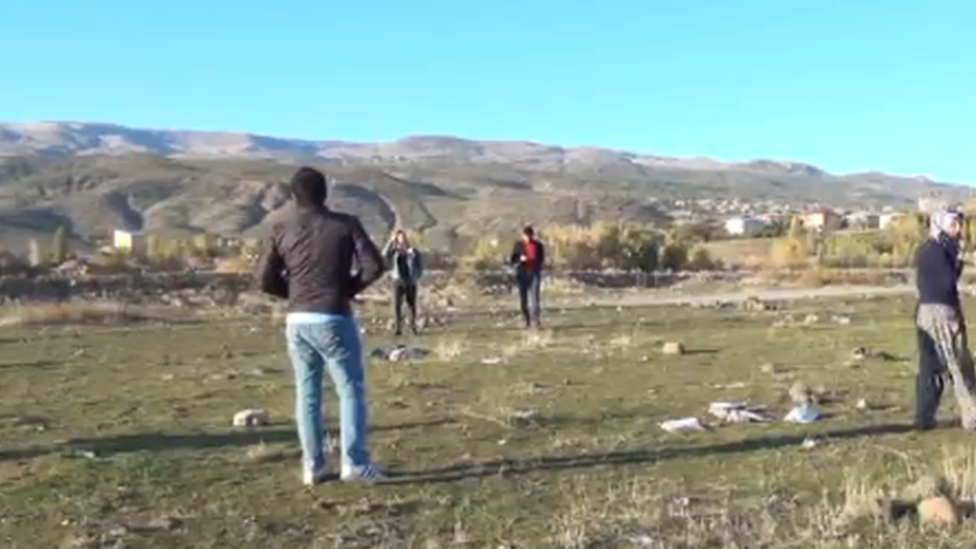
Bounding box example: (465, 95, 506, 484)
(917, 242, 958, 303)
(537, 241, 546, 271)
(509, 241, 523, 265)
(255, 230, 288, 299)
(349, 218, 386, 297)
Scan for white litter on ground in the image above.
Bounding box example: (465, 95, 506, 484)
(708, 401, 774, 423)
(784, 404, 821, 424)
(659, 417, 708, 433)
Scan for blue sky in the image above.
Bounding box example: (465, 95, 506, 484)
(1, 1, 973, 182)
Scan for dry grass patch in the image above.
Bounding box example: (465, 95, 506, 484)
(0, 301, 162, 327)
(501, 330, 555, 358)
(434, 338, 468, 362)
(214, 256, 254, 274)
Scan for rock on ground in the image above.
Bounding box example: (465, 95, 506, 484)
(661, 342, 685, 355)
(232, 409, 270, 427)
(917, 496, 960, 525)
(788, 381, 812, 405)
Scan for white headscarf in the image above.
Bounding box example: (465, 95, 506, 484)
(930, 209, 963, 239)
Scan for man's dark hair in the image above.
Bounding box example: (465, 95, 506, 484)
(290, 167, 327, 206)
(522, 225, 535, 238)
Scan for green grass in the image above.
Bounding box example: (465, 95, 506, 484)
(3, 294, 976, 548)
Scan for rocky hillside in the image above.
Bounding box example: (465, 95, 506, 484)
(0, 121, 969, 253)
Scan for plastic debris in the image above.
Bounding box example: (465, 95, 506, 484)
(659, 417, 708, 433)
(708, 401, 773, 423)
(784, 404, 821, 424)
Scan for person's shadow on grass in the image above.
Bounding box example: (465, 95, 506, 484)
(1, 421, 919, 485)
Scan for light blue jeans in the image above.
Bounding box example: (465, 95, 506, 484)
(285, 313, 370, 472)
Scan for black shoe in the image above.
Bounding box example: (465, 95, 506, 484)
(394, 330, 402, 337)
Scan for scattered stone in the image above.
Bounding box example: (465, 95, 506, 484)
(388, 346, 431, 362)
(856, 398, 869, 410)
(788, 381, 812, 405)
(370, 347, 388, 359)
(507, 409, 542, 426)
(803, 313, 820, 325)
(661, 341, 685, 356)
(801, 436, 819, 450)
(739, 297, 770, 313)
(851, 347, 870, 360)
(60, 533, 99, 549)
(760, 362, 781, 375)
(481, 356, 503, 365)
(145, 516, 183, 531)
(917, 496, 960, 525)
(833, 315, 853, 325)
(245, 443, 300, 463)
(232, 408, 270, 427)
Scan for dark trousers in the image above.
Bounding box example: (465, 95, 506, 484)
(517, 274, 541, 327)
(393, 282, 418, 334)
(915, 303, 976, 429)
(916, 324, 945, 428)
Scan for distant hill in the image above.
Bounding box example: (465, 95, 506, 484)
(0, 121, 969, 253)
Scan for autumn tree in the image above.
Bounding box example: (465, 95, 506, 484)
(190, 233, 215, 258)
(145, 234, 164, 263)
(884, 213, 928, 266)
(51, 226, 69, 264)
(660, 242, 688, 272)
(28, 238, 44, 268)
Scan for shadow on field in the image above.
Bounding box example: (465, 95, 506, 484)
(0, 360, 59, 371)
(388, 423, 919, 485)
(0, 419, 455, 461)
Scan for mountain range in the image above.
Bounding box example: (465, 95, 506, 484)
(0, 121, 969, 253)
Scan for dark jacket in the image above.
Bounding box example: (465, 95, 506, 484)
(255, 205, 385, 315)
(381, 241, 423, 284)
(915, 236, 963, 312)
(510, 238, 545, 280)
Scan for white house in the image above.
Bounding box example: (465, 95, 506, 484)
(112, 229, 146, 252)
(724, 216, 766, 237)
(845, 211, 880, 230)
(878, 213, 904, 229)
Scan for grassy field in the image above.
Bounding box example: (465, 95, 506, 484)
(3, 293, 976, 548)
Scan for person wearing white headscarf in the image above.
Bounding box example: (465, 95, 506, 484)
(914, 208, 976, 430)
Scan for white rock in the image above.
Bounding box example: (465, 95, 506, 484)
(233, 408, 270, 427)
(661, 342, 685, 355)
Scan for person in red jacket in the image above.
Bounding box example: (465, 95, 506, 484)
(509, 225, 545, 329)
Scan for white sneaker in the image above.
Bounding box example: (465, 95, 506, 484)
(303, 467, 329, 487)
(340, 464, 388, 482)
